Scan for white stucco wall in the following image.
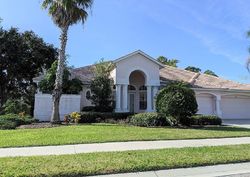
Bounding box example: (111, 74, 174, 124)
(114, 53, 160, 86)
(194, 89, 250, 120)
(34, 94, 81, 121)
(80, 86, 93, 109)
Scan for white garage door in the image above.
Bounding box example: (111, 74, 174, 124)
(196, 94, 215, 115)
(221, 95, 250, 119)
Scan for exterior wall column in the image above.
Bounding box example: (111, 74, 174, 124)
(152, 86, 159, 111)
(215, 95, 222, 117)
(147, 85, 153, 112)
(122, 84, 128, 112)
(115, 84, 121, 112)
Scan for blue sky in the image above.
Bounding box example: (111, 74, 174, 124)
(0, 0, 250, 83)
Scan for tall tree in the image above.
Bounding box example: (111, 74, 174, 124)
(157, 56, 179, 67)
(204, 70, 218, 77)
(0, 27, 57, 113)
(185, 66, 201, 73)
(90, 59, 114, 112)
(42, 0, 93, 123)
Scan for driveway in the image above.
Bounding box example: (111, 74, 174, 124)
(223, 119, 250, 129)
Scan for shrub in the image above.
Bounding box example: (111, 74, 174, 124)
(130, 113, 171, 127)
(81, 106, 113, 112)
(70, 112, 81, 123)
(156, 82, 198, 125)
(0, 114, 36, 129)
(189, 115, 222, 126)
(80, 112, 133, 123)
(0, 119, 17, 130)
(81, 106, 96, 112)
(2, 99, 30, 115)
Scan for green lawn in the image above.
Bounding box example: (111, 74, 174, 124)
(1, 144, 250, 177)
(0, 124, 250, 148)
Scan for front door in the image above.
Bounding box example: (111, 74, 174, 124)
(129, 93, 135, 113)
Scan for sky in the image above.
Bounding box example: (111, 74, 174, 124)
(0, 0, 250, 83)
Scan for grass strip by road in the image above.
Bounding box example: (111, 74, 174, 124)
(0, 124, 250, 148)
(1, 144, 250, 177)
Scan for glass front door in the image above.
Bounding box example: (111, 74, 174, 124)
(129, 93, 135, 113)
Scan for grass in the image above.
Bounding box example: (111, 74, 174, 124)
(0, 124, 250, 148)
(1, 144, 250, 176)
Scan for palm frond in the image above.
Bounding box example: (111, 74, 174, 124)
(42, 0, 93, 28)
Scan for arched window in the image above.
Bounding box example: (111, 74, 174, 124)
(128, 85, 136, 90)
(86, 90, 91, 100)
(139, 85, 147, 90)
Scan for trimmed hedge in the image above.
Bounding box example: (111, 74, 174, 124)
(189, 115, 222, 126)
(0, 114, 36, 129)
(80, 112, 133, 123)
(130, 113, 171, 127)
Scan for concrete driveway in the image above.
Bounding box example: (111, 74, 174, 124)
(223, 119, 250, 129)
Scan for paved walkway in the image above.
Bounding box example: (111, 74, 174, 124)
(1, 137, 250, 157)
(89, 162, 250, 177)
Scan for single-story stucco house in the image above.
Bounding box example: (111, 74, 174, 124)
(34, 50, 250, 123)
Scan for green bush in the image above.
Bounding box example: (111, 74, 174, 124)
(0, 114, 36, 129)
(2, 99, 30, 115)
(81, 106, 96, 112)
(130, 113, 171, 127)
(156, 82, 198, 125)
(80, 112, 132, 123)
(0, 119, 17, 129)
(81, 106, 113, 112)
(189, 115, 222, 126)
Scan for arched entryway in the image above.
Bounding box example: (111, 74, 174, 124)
(114, 69, 160, 113)
(128, 70, 147, 113)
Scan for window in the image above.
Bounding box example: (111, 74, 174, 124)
(128, 85, 136, 90)
(139, 92, 147, 110)
(139, 85, 147, 90)
(86, 90, 91, 100)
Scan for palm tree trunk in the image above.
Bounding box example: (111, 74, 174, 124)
(51, 25, 69, 123)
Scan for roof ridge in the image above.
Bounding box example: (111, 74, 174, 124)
(189, 72, 200, 85)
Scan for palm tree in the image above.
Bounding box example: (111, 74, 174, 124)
(247, 31, 250, 71)
(42, 0, 93, 123)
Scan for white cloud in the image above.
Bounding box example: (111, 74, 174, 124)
(139, 0, 250, 65)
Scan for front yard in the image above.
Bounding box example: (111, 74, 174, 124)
(1, 144, 250, 177)
(1, 124, 250, 148)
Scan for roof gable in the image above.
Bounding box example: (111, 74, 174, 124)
(113, 50, 165, 68)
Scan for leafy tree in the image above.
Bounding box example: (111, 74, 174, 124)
(90, 76, 113, 112)
(90, 60, 114, 112)
(39, 61, 83, 94)
(93, 58, 114, 77)
(42, 0, 93, 123)
(185, 66, 201, 73)
(157, 56, 179, 67)
(204, 70, 218, 77)
(156, 82, 198, 125)
(0, 27, 57, 115)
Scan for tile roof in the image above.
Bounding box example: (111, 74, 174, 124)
(72, 64, 250, 90)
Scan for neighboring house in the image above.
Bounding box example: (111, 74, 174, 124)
(34, 50, 250, 122)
